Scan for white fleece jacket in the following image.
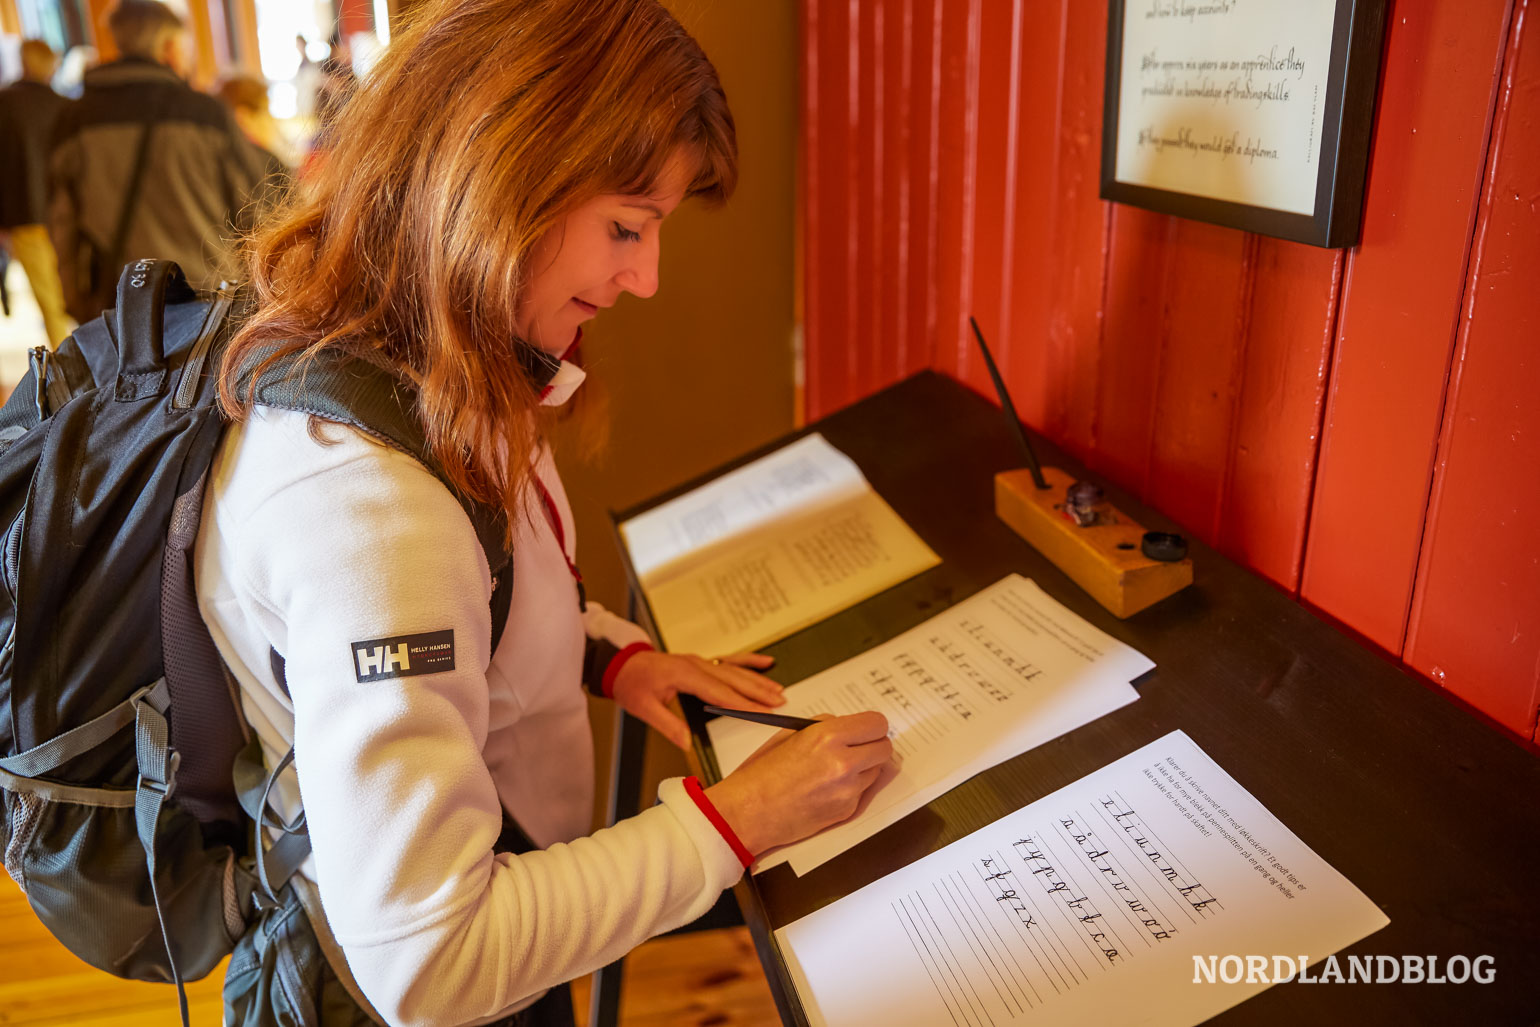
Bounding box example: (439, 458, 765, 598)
(193, 371, 743, 1027)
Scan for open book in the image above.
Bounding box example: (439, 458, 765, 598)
(618, 433, 940, 657)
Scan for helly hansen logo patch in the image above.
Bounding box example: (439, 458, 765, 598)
(351, 630, 455, 682)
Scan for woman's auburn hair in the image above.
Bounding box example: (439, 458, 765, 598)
(218, 0, 737, 542)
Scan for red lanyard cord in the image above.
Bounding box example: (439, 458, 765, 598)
(534, 477, 585, 611)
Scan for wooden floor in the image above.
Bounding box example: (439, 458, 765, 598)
(0, 880, 780, 1026)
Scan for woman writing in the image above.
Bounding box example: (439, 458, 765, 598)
(197, 1, 891, 1025)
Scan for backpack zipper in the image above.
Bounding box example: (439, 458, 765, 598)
(174, 295, 233, 410)
(3, 512, 22, 603)
(0, 623, 13, 681)
(28, 347, 50, 421)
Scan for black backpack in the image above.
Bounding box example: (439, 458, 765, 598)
(0, 260, 513, 1023)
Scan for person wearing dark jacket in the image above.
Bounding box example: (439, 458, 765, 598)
(0, 39, 72, 346)
(48, 0, 266, 322)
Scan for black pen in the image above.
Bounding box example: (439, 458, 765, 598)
(702, 705, 820, 731)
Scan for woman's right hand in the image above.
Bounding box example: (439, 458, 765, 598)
(702, 712, 893, 857)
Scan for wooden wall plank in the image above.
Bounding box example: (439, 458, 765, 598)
(1404, 0, 1540, 737)
(800, 0, 821, 418)
(1002, 0, 1070, 433)
(804, 0, 849, 416)
(1217, 242, 1344, 590)
(1038, 0, 1109, 461)
(1141, 224, 1252, 545)
(1301, 0, 1514, 653)
(952, 0, 1020, 395)
(1095, 205, 1171, 497)
(927, 0, 981, 382)
(884, 0, 920, 381)
(905, 0, 943, 389)
(873, 0, 898, 386)
(854, 0, 878, 395)
(836, 0, 860, 411)
(805, 0, 941, 417)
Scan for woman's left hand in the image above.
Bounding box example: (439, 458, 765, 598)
(609, 651, 785, 749)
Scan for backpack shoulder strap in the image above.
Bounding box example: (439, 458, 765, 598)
(233, 347, 521, 657)
(108, 119, 159, 280)
(237, 350, 512, 577)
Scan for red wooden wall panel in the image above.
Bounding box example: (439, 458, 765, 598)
(804, 0, 856, 416)
(853, 0, 876, 397)
(943, 0, 1113, 462)
(1025, 0, 1107, 461)
(1217, 243, 1343, 587)
(798, 0, 1537, 739)
(875, 0, 907, 385)
(905, 0, 941, 383)
(998, 2, 1066, 433)
(1095, 206, 1171, 495)
(1301, 0, 1515, 653)
(801, 0, 826, 413)
(927, 0, 979, 389)
(1404, 1, 1540, 737)
(1139, 225, 1254, 545)
(959, 0, 1017, 390)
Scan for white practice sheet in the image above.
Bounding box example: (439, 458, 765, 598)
(779, 730, 1390, 1027)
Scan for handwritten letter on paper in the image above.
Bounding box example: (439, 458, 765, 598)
(709, 575, 1153, 875)
(619, 434, 939, 658)
(779, 731, 1389, 1027)
(1114, 0, 1337, 213)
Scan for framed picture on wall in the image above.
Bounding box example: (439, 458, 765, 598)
(1100, 0, 1388, 248)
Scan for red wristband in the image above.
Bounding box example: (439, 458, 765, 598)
(601, 641, 653, 699)
(682, 775, 754, 869)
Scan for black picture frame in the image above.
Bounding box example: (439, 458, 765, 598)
(1100, 0, 1388, 248)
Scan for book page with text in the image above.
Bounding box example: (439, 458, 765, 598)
(621, 434, 939, 657)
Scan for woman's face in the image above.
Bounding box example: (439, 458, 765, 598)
(517, 153, 694, 355)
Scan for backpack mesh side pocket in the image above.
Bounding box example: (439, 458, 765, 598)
(11, 782, 255, 982)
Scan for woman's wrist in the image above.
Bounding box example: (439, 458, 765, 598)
(684, 776, 755, 868)
(602, 641, 654, 698)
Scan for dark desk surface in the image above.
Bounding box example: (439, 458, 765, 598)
(614, 371, 1540, 1027)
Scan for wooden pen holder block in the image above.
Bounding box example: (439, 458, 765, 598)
(995, 467, 1193, 619)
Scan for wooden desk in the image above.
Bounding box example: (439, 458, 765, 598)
(612, 371, 1540, 1026)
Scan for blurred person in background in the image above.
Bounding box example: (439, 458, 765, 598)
(48, 0, 268, 321)
(292, 33, 320, 118)
(53, 45, 98, 98)
(0, 39, 73, 347)
(216, 73, 295, 169)
(296, 32, 357, 181)
(215, 73, 295, 233)
(292, 33, 322, 121)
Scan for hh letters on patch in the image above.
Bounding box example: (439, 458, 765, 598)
(351, 630, 456, 682)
